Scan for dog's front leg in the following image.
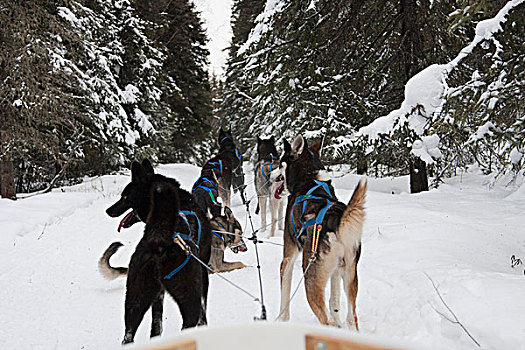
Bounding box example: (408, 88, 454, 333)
(258, 195, 267, 232)
(278, 200, 285, 231)
(278, 233, 299, 321)
(210, 238, 246, 273)
(269, 197, 278, 238)
(208, 237, 225, 272)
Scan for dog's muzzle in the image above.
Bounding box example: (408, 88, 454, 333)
(117, 210, 140, 232)
(274, 175, 285, 199)
(231, 241, 247, 253)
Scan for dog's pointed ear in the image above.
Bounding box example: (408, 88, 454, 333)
(310, 139, 322, 157)
(131, 161, 147, 183)
(291, 134, 305, 156)
(224, 206, 233, 220)
(270, 135, 275, 144)
(257, 136, 262, 144)
(142, 159, 154, 175)
(283, 139, 291, 154)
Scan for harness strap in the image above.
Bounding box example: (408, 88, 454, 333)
(164, 211, 202, 279)
(192, 177, 217, 203)
(179, 210, 201, 246)
(207, 160, 223, 175)
(290, 180, 335, 248)
(261, 160, 276, 182)
(212, 230, 225, 242)
(164, 254, 191, 279)
(220, 134, 233, 143)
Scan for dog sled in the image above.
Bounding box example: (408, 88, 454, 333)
(129, 323, 414, 350)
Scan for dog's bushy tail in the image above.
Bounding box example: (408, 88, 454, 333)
(98, 242, 128, 280)
(338, 177, 367, 246)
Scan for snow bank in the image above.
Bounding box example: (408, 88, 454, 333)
(1, 164, 525, 349)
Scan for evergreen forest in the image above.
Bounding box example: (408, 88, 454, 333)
(1, 0, 523, 198)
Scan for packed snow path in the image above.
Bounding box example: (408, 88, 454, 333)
(1, 164, 524, 349)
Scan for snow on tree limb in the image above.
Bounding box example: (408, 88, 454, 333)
(354, 0, 524, 165)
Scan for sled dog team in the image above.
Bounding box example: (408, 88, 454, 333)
(99, 128, 367, 344)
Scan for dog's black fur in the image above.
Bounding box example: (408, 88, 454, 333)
(221, 128, 245, 194)
(257, 135, 279, 162)
(104, 161, 212, 344)
(192, 128, 244, 216)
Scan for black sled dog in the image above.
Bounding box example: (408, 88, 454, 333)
(192, 128, 244, 217)
(254, 136, 285, 237)
(102, 160, 247, 276)
(276, 135, 367, 330)
(100, 161, 212, 344)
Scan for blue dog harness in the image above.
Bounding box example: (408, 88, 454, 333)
(235, 148, 242, 161)
(290, 180, 335, 248)
(164, 210, 202, 279)
(260, 155, 279, 182)
(192, 177, 218, 202)
(205, 159, 223, 175)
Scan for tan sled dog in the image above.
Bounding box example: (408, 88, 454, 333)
(254, 136, 285, 237)
(208, 206, 248, 273)
(277, 135, 367, 330)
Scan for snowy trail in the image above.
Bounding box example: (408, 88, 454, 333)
(1, 165, 524, 349)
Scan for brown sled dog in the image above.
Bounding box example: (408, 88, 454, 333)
(277, 134, 367, 330)
(254, 136, 285, 238)
(208, 206, 247, 272)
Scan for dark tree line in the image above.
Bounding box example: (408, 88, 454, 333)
(0, 0, 213, 198)
(220, 0, 524, 193)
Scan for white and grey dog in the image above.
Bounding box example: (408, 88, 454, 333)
(254, 136, 286, 237)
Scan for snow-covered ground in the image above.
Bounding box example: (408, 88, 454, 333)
(1, 164, 524, 349)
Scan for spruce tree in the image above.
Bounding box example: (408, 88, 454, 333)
(154, 0, 213, 163)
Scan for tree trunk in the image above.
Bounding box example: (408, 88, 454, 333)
(409, 157, 428, 194)
(1, 131, 16, 199)
(356, 150, 367, 175)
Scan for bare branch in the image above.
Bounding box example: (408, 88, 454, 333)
(425, 273, 481, 348)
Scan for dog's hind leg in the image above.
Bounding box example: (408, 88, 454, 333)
(329, 271, 343, 328)
(171, 290, 204, 329)
(166, 262, 205, 329)
(304, 234, 343, 327)
(342, 245, 360, 331)
(304, 263, 331, 326)
(278, 233, 300, 321)
(200, 267, 209, 325)
(123, 254, 162, 344)
(150, 291, 164, 338)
